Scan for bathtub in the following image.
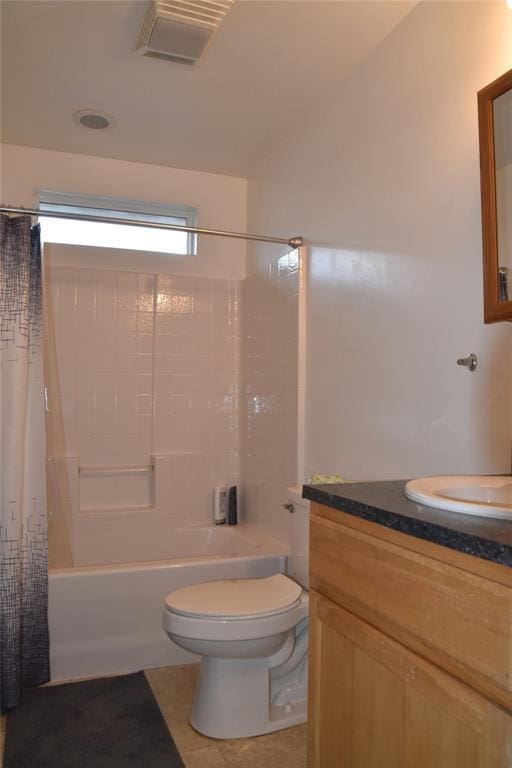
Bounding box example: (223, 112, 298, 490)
(49, 523, 287, 682)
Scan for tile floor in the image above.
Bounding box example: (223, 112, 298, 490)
(0, 664, 307, 768)
(146, 664, 307, 768)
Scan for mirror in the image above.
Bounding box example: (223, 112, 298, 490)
(478, 67, 512, 323)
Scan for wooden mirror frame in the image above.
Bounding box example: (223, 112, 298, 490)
(478, 67, 512, 323)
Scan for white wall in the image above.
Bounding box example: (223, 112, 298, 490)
(248, 1, 512, 481)
(0, 143, 247, 279)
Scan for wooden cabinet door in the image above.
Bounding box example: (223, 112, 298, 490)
(308, 590, 512, 768)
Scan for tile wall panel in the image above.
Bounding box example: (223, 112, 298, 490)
(241, 251, 299, 544)
(152, 275, 240, 505)
(47, 266, 241, 564)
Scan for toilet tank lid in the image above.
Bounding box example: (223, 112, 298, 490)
(164, 573, 302, 619)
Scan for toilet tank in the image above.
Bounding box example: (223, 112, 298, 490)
(286, 486, 310, 589)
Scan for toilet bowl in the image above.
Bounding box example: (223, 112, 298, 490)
(162, 572, 309, 739)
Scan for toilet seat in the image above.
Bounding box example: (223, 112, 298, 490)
(163, 579, 308, 643)
(165, 573, 302, 621)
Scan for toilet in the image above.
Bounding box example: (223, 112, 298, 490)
(162, 487, 310, 739)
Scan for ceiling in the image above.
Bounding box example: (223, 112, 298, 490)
(0, 0, 415, 177)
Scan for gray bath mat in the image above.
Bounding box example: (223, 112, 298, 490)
(4, 671, 185, 768)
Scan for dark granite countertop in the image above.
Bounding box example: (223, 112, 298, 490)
(303, 480, 512, 568)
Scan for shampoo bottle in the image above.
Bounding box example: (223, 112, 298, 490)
(213, 485, 228, 525)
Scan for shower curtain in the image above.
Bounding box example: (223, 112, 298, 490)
(0, 215, 49, 711)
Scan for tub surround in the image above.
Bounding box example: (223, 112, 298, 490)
(45, 259, 242, 567)
(303, 481, 512, 567)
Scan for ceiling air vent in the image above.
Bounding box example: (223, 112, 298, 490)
(136, 0, 235, 66)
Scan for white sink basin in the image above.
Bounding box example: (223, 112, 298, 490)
(404, 476, 512, 519)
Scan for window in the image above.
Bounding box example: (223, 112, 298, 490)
(38, 191, 197, 255)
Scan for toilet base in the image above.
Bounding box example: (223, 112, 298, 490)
(190, 655, 307, 739)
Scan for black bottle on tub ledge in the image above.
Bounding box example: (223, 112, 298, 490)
(228, 486, 238, 525)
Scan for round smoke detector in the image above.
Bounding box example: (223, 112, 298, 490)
(72, 109, 115, 130)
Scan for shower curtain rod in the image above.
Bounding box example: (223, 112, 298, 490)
(0, 205, 303, 249)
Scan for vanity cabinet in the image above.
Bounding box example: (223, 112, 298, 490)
(308, 503, 512, 768)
